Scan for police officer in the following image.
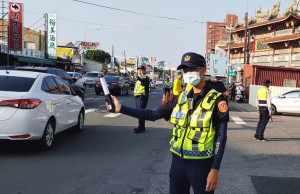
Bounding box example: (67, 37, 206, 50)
(255, 79, 272, 142)
(108, 52, 229, 193)
(133, 65, 150, 133)
(164, 77, 172, 97)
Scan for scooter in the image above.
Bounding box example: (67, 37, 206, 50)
(235, 94, 244, 103)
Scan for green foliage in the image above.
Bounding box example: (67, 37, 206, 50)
(84, 50, 111, 64)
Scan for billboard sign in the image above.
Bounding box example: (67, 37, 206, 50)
(46, 14, 57, 59)
(9, 2, 23, 51)
(151, 57, 157, 64)
(80, 42, 98, 50)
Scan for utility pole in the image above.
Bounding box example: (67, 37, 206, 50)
(247, 30, 251, 64)
(7, 25, 9, 66)
(44, 13, 47, 59)
(243, 12, 248, 83)
(124, 50, 127, 74)
(226, 25, 233, 90)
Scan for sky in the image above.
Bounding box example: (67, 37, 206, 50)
(7, 0, 295, 67)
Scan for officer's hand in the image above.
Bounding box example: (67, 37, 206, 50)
(106, 95, 121, 113)
(206, 169, 218, 192)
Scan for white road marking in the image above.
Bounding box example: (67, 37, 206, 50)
(85, 109, 97, 114)
(230, 116, 246, 125)
(104, 113, 122, 117)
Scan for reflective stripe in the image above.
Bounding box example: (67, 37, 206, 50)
(171, 140, 176, 146)
(192, 131, 202, 142)
(171, 147, 214, 157)
(258, 104, 268, 107)
(192, 144, 198, 151)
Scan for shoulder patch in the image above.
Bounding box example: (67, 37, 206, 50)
(218, 101, 228, 113)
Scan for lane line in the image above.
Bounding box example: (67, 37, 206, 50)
(104, 113, 122, 117)
(230, 116, 246, 125)
(85, 109, 97, 114)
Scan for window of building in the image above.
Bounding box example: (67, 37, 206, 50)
(215, 60, 219, 65)
(209, 25, 213, 29)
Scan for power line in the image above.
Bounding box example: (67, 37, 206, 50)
(24, 9, 205, 30)
(73, 0, 205, 24)
(28, 15, 44, 29)
(32, 24, 44, 31)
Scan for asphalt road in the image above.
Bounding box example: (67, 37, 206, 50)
(1, 86, 300, 194)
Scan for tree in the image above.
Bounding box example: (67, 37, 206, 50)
(84, 50, 111, 64)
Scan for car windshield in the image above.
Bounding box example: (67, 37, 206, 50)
(85, 73, 99, 77)
(0, 76, 35, 92)
(105, 76, 119, 82)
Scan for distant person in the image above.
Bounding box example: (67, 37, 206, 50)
(133, 66, 150, 133)
(236, 83, 244, 102)
(172, 72, 183, 96)
(255, 79, 272, 142)
(163, 77, 172, 97)
(230, 82, 236, 101)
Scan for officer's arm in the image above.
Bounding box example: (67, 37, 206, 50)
(211, 96, 229, 170)
(119, 96, 178, 121)
(137, 76, 149, 86)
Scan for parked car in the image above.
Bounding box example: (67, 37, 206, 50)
(67, 72, 83, 80)
(84, 71, 102, 87)
(150, 78, 156, 89)
(156, 79, 164, 86)
(95, 76, 130, 96)
(271, 90, 300, 115)
(15, 67, 85, 101)
(0, 70, 85, 149)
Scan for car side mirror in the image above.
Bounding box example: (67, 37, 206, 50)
(280, 95, 285, 98)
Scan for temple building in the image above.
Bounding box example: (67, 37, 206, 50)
(220, 0, 300, 93)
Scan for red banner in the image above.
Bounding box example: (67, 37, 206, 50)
(9, 2, 23, 51)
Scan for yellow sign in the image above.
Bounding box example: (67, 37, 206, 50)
(126, 58, 137, 65)
(57, 48, 73, 59)
(255, 39, 270, 52)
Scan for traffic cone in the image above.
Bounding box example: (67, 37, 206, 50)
(165, 91, 170, 103)
(161, 93, 167, 105)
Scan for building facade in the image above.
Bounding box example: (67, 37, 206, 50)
(206, 14, 238, 54)
(208, 48, 227, 76)
(221, 0, 300, 97)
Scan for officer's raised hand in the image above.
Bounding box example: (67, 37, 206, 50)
(106, 95, 121, 113)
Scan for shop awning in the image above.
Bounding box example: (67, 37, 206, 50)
(17, 56, 55, 65)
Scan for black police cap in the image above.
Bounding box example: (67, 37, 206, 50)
(263, 79, 271, 85)
(177, 52, 206, 70)
(137, 65, 146, 70)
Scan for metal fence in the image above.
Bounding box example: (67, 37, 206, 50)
(248, 85, 298, 107)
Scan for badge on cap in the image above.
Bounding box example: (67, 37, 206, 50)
(218, 101, 228, 113)
(184, 55, 191, 62)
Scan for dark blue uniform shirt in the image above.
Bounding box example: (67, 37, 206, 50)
(120, 81, 229, 170)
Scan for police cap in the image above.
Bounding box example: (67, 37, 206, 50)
(177, 52, 206, 70)
(137, 65, 146, 70)
(263, 79, 271, 85)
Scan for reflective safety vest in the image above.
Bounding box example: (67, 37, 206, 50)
(134, 74, 150, 96)
(257, 87, 268, 107)
(165, 81, 172, 89)
(169, 88, 222, 159)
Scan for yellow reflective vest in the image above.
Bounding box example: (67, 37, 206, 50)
(169, 88, 222, 159)
(257, 87, 268, 107)
(134, 74, 150, 96)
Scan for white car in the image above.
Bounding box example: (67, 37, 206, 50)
(156, 79, 164, 86)
(84, 71, 103, 87)
(0, 70, 85, 149)
(150, 78, 156, 89)
(271, 90, 300, 115)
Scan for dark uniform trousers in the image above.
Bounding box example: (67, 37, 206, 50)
(135, 95, 148, 129)
(255, 107, 270, 140)
(169, 154, 214, 194)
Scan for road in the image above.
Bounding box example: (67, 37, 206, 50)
(1, 86, 300, 194)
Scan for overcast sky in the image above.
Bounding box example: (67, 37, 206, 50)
(14, 0, 294, 66)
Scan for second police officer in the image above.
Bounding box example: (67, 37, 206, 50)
(109, 52, 229, 193)
(133, 65, 150, 133)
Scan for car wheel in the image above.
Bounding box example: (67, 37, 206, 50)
(271, 104, 277, 115)
(39, 121, 55, 150)
(75, 110, 84, 132)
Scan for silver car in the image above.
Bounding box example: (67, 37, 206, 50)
(271, 90, 300, 114)
(84, 71, 102, 87)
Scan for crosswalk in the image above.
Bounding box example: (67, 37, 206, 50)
(230, 116, 246, 125)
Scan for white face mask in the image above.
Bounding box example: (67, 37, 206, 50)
(183, 71, 201, 86)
